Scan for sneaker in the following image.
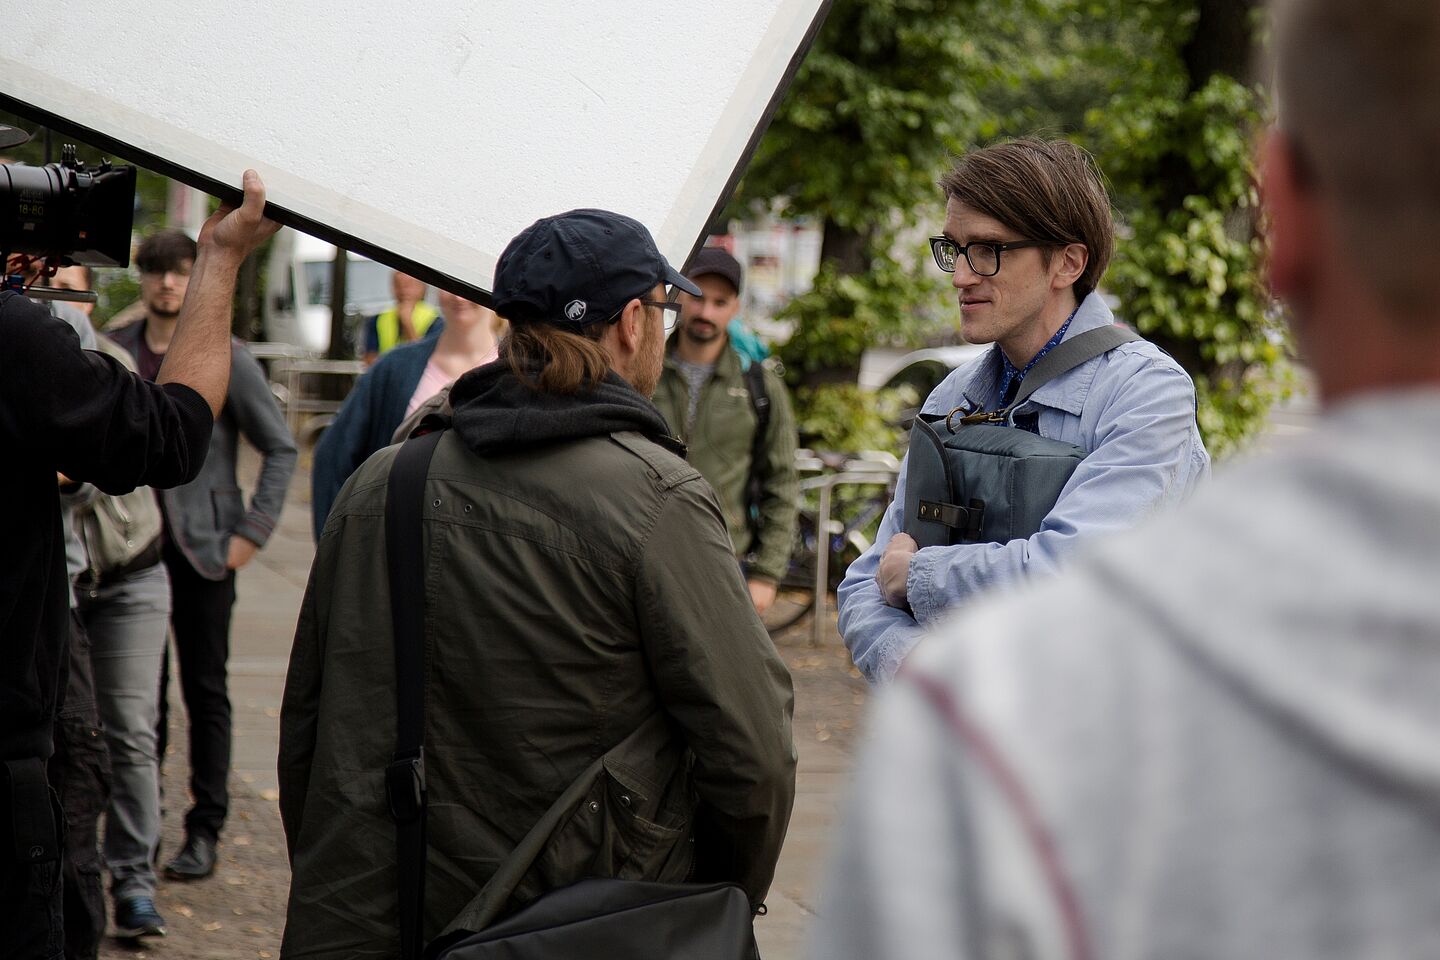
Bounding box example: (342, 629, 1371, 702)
(114, 895, 167, 939)
(163, 832, 218, 881)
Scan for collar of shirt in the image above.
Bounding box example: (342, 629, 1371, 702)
(996, 304, 1080, 405)
(945, 291, 1119, 418)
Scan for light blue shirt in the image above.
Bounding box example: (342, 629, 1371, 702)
(837, 292, 1210, 683)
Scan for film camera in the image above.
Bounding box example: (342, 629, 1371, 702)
(1, 125, 136, 302)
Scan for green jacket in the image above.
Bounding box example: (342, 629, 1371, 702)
(279, 363, 796, 959)
(653, 340, 799, 583)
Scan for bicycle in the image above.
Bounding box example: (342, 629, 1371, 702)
(761, 451, 899, 636)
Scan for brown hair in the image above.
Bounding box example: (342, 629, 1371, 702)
(501, 321, 611, 394)
(135, 228, 197, 275)
(939, 138, 1115, 301)
(1274, 0, 1440, 320)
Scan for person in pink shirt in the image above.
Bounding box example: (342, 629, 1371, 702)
(311, 291, 501, 540)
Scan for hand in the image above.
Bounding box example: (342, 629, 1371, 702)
(877, 533, 919, 610)
(199, 169, 281, 262)
(748, 578, 778, 615)
(225, 535, 260, 571)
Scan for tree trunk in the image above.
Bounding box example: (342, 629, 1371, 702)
(323, 246, 350, 399)
(820, 219, 870, 275)
(788, 218, 873, 388)
(1181, 0, 1260, 88)
(233, 250, 261, 339)
(326, 247, 348, 360)
(1146, 0, 1261, 373)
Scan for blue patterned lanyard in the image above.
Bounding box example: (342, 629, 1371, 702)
(998, 305, 1079, 406)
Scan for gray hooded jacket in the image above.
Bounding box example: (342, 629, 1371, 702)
(818, 390, 1440, 960)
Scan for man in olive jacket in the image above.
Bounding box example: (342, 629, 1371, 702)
(653, 248, 799, 615)
(279, 209, 797, 958)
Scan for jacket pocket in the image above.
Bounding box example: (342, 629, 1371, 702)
(211, 486, 245, 533)
(532, 760, 694, 895)
(599, 758, 692, 881)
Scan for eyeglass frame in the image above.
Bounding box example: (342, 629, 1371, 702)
(928, 236, 1056, 277)
(640, 298, 683, 334)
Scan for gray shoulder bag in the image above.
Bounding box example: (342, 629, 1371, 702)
(903, 324, 1141, 548)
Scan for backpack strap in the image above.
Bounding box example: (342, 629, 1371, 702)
(742, 360, 771, 542)
(384, 428, 444, 960)
(1004, 324, 1141, 413)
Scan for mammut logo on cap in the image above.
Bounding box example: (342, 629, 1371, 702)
(564, 300, 587, 322)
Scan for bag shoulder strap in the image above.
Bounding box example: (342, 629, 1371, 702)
(1007, 324, 1142, 412)
(743, 358, 771, 431)
(384, 428, 444, 960)
(743, 360, 771, 532)
(432, 712, 672, 946)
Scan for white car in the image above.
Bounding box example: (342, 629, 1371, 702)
(261, 229, 400, 355)
(858, 343, 990, 398)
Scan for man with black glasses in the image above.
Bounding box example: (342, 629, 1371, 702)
(820, 3, 1440, 955)
(837, 139, 1209, 683)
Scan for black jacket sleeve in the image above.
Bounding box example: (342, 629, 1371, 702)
(1, 291, 213, 494)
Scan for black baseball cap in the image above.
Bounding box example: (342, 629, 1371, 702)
(492, 209, 701, 331)
(686, 246, 743, 295)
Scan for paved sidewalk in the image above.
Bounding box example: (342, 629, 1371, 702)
(102, 457, 862, 959)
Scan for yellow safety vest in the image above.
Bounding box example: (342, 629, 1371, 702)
(375, 301, 441, 354)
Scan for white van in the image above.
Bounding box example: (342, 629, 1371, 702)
(262, 228, 398, 354)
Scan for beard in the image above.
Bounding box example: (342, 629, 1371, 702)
(680, 316, 722, 344)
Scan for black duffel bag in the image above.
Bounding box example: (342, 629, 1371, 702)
(383, 431, 759, 960)
(904, 325, 1141, 549)
(432, 878, 755, 960)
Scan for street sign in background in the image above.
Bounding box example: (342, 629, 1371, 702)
(0, 1, 829, 302)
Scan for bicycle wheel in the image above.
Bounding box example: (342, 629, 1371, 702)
(825, 482, 894, 591)
(762, 511, 819, 635)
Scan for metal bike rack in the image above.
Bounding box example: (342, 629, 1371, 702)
(800, 457, 899, 646)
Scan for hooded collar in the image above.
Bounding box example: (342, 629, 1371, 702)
(447, 359, 684, 457)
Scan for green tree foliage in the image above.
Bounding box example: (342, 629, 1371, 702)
(729, 0, 977, 388)
(739, 0, 1286, 457)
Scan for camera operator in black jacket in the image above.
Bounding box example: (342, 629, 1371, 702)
(0, 170, 277, 959)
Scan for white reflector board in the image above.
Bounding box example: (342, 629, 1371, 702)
(0, 1, 828, 300)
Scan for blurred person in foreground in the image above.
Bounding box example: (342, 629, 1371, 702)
(310, 290, 503, 540)
(281, 209, 795, 958)
(815, 2, 1440, 958)
(0, 172, 277, 960)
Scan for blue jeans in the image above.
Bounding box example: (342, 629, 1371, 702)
(76, 562, 170, 902)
